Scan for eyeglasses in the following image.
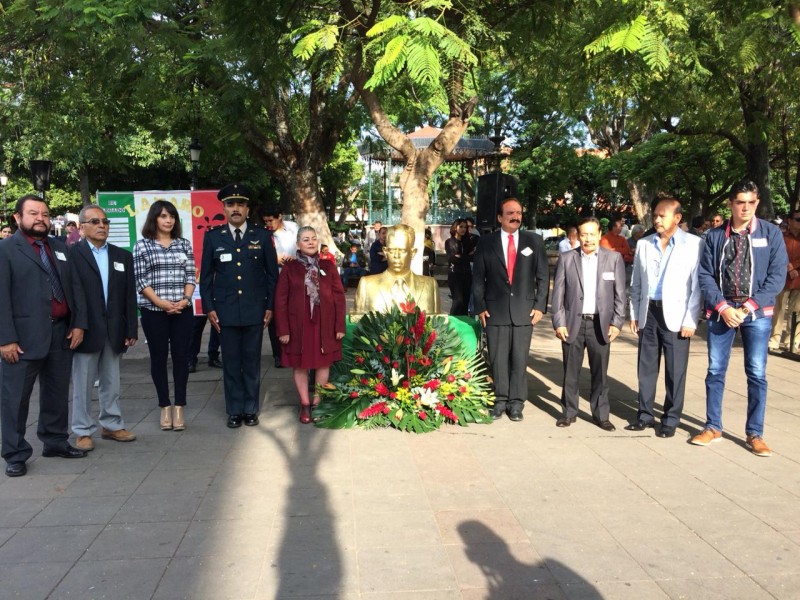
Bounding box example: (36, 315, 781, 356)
(82, 218, 111, 226)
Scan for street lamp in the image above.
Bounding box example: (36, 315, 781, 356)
(610, 170, 619, 208)
(30, 160, 52, 202)
(0, 172, 7, 221)
(189, 138, 202, 190)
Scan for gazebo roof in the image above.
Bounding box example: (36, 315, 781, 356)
(359, 126, 497, 163)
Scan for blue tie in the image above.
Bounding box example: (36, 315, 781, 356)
(35, 241, 66, 302)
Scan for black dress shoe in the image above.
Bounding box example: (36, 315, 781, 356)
(657, 426, 676, 438)
(208, 357, 223, 369)
(490, 403, 506, 420)
(243, 413, 259, 426)
(624, 420, 655, 431)
(42, 445, 88, 459)
(594, 419, 616, 432)
(556, 416, 577, 427)
(5, 462, 26, 477)
(507, 406, 524, 422)
(273, 357, 282, 368)
(227, 414, 243, 428)
(188, 360, 197, 373)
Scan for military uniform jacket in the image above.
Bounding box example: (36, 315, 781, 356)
(200, 225, 279, 327)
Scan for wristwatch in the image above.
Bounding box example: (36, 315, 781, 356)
(183, 296, 193, 303)
(740, 305, 750, 316)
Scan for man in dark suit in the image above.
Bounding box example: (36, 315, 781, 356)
(551, 217, 626, 431)
(69, 205, 139, 451)
(201, 183, 279, 428)
(0, 194, 89, 477)
(472, 198, 549, 421)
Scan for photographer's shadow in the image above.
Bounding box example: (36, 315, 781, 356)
(458, 521, 602, 599)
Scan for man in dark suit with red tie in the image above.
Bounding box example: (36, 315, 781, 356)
(0, 195, 89, 477)
(472, 198, 549, 421)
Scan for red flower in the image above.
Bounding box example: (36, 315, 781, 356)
(464, 373, 472, 380)
(392, 361, 399, 369)
(389, 392, 397, 400)
(409, 369, 417, 377)
(350, 391, 359, 398)
(447, 393, 455, 401)
(401, 380, 410, 388)
(396, 335, 405, 345)
(376, 344, 383, 352)
(418, 356, 432, 367)
(360, 378, 369, 385)
(404, 337, 411, 345)
(375, 382, 389, 396)
(413, 393, 420, 400)
(446, 374, 456, 383)
(383, 356, 390, 364)
(418, 410, 427, 420)
(355, 356, 364, 364)
(413, 311, 425, 339)
(358, 401, 388, 419)
(376, 373, 384, 379)
(459, 386, 467, 394)
(422, 330, 437, 354)
(399, 300, 417, 314)
(423, 379, 441, 391)
(436, 403, 459, 422)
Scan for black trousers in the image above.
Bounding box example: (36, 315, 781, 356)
(219, 324, 264, 416)
(448, 271, 472, 316)
(636, 304, 690, 428)
(560, 317, 611, 421)
(267, 317, 282, 362)
(1, 320, 72, 463)
(485, 323, 533, 410)
(189, 315, 221, 363)
(140, 308, 193, 407)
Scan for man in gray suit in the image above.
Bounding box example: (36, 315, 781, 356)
(0, 195, 89, 477)
(551, 217, 626, 430)
(626, 198, 702, 438)
(70, 205, 139, 451)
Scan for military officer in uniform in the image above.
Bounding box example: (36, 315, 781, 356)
(200, 183, 279, 428)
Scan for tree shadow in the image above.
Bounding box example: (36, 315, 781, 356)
(458, 521, 603, 599)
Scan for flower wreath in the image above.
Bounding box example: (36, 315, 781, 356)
(313, 300, 495, 432)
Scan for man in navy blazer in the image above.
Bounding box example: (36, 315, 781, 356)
(472, 198, 549, 421)
(69, 205, 139, 451)
(201, 183, 279, 428)
(0, 195, 89, 477)
(551, 217, 626, 431)
(626, 199, 702, 438)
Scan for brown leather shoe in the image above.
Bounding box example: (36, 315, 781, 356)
(75, 435, 94, 451)
(746, 435, 772, 457)
(690, 428, 722, 446)
(101, 428, 136, 442)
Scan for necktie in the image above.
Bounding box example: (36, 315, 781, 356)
(391, 279, 410, 306)
(507, 234, 517, 284)
(35, 241, 65, 302)
(234, 228, 242, 244)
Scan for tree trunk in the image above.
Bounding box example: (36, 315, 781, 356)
(740, 84, 774, 219)
(746, 139, 773, 219)
(285, 169, 341, 259)
(79, 165, 91, 206)
(628, 180, 653, 228)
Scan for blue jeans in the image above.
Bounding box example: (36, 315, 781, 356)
(705, 315, 771, 436)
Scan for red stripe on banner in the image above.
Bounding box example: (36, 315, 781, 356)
(190, 190, 224, 315)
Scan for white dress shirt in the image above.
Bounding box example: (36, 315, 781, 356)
(581, 250, 598, 315)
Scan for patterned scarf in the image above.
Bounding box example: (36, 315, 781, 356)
(295, 251, 321, 319)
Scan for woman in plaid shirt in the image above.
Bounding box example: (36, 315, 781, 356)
(133, 201, 196, 431)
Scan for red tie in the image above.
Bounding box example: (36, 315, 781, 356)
(507, 234, 516, 284)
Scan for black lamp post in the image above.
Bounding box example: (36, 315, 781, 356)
(189, 138, 202, 190)
(610, 170, 619, 208)
(0, 172, 7, 221)
(489, 125, 505, 173)
(30, 160, 52, 202)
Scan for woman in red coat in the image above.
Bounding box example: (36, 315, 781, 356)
(275, 226, 346, 423)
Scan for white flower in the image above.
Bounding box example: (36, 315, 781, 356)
(413, 386, 438, 407)
(390, 368, 404, 387)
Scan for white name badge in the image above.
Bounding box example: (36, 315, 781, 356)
(114, 262, 125, 272)
(55, 251, 67, 261)
(220, 253, 233, 262)
(602, 271, 615, 280)
(521, 246, 533, 256)
(177, 252, 188, 262)
(752, 238, 768, 248)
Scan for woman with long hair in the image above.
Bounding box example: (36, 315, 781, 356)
(275, 227, 346, 423)
(445, 218, 472, 315)
(133, 201, 196, 431)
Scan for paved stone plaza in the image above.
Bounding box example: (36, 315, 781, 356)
(1, 288, 799, 599)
